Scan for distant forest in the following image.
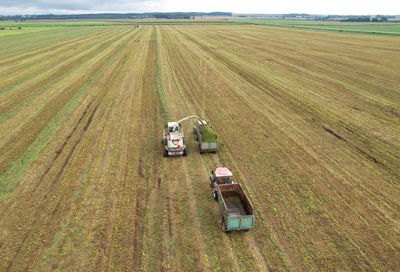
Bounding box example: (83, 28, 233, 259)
(0, 12, 232, 20)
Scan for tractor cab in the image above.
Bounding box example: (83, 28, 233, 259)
(210, 167, 234, 200)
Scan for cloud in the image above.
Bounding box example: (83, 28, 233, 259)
(0, 0, 399, 15)
(0, 0, 167, 15)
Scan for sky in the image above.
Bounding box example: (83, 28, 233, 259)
(0, 0, 399, 15)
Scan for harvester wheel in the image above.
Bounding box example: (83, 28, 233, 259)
(163, 149, 168, 157)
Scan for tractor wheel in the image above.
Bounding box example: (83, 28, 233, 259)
(213, 191, 218, 201)
(163, 149, 168, 157)
(183, 148, 187, 156)
(209, 176, 214, 187)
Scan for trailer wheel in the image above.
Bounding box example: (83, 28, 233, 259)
(163, 149, 168, 157)
(221, 215, 228, 232)
(213, 191, 218, 201)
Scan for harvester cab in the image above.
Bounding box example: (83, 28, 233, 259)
(167, 122, 180, 133)
(210, 167, 234, 200)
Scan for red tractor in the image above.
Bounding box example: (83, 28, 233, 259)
(209, 167, 234, 201)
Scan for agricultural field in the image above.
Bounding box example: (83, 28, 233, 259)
(0, 23, 399, 271)
(234, 19, 400, 35)
(0, 20, 131, 27)
(0, 21, 131, 37)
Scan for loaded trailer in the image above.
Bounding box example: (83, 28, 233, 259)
(193, 120, 218, 154)
(217, 183, 255, 232)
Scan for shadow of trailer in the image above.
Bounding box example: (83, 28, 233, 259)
(216, 183, 254, 232)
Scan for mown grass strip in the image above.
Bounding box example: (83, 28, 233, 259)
(0, 27, 142, 197)
(154, 26, 170, 120)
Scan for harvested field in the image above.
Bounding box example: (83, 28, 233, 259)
(0, 24, 399, 271)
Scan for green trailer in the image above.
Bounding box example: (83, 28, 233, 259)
(216, 183, 254, 232)
(193, 121, 218, 154)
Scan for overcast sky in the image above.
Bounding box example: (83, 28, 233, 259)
(0, 0, 399, 15)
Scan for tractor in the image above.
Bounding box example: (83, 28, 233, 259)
(209, 167, 234, 200)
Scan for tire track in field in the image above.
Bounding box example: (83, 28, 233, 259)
(169, 25, 399, 271)
(168, 25, 370, 270)
(94, 27, 155, 271)
(159, 26, 269, 272)
(0, 27, 123, 91)
(163, 25, 287, 270)
(0, 26, 130, 123)
(100, 27, 157, 271)
(141, 26, 188, 271)
(0, 26, 117, 74)
(148, 26, 214, 271)
(0, 27, 131, 112)
(0, 26, 142, 207)
(182, 26, 400, 180)
(0, 27, 146, 271)
(169, 25, 362, 270)
(4, 27, 150, 271)
(0, 27, 142, 174)
(0, 27, 128, 127)
(0, 26, 108, 63)
(5, 100, 99, 271)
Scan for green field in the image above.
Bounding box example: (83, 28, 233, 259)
(232, 19, 400, 35)
(2, 19, 399, 36)
(0, 20, 131, 27)
(0, 26, 61, 37)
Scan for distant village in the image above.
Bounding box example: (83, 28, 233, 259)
(0, 12, 399, 22)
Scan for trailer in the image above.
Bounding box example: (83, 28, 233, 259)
(216, 183, 254, 232)
(193, 120, 218, 154)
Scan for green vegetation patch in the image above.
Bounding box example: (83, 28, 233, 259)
(0, 26, 59, 37)
(199, 125, 218, 142)
(0, 20, 130, 27)
(230, 19, 400, 35)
